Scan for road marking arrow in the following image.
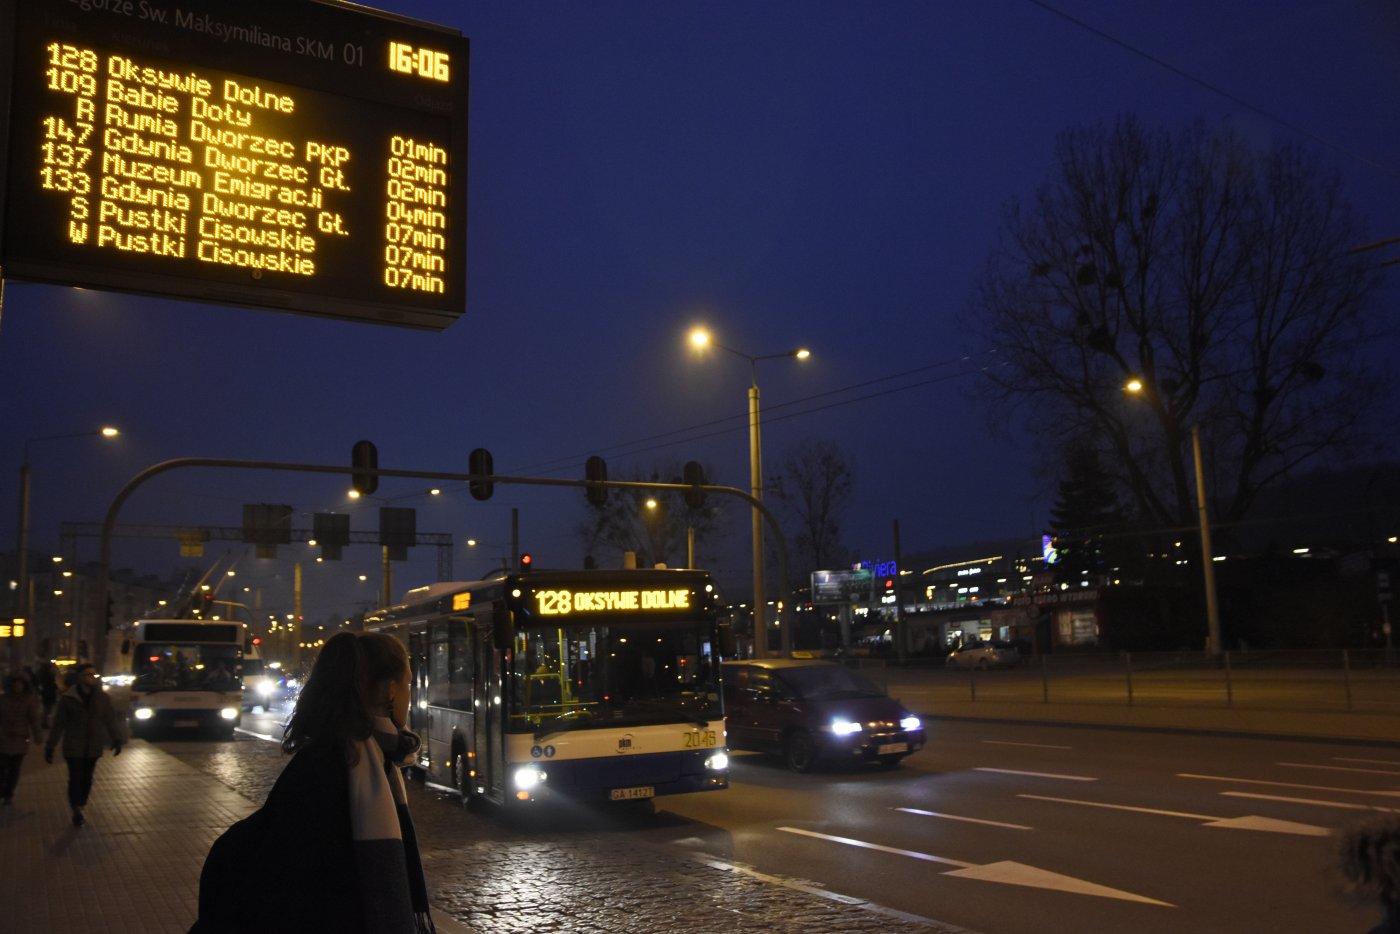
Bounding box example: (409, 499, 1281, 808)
(1018, 793, 1331, 836)
(1178, 772, 1400, 798)
(777, 827, 1173, 906)
(944, 861, 1173, 906)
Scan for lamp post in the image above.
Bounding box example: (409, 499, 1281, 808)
(689, 327, 809, 657)
(12, 427, 119, 667)
(1123, 381, 1222, 656)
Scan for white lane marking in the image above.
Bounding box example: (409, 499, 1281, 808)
(1178, 772, 1400, 798)
(779, 826, 975, 867)
(1278, 761, 1400, 777)
(688, 854, 948, 929)
(1020, 793, 1331, 837)
(1335, 757, 1400, 766)
(235, 726, 280, 743)
(981, 740, 1073, 750)
(975, 767, 1097, 781)
(1018, 794, 1217, 821)
(896, 807, 1033, 830)
(778, 827, 1172, 906)
(1222, 791, 1400, 814)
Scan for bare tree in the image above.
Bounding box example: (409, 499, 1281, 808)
(966, 116, 1387, 532)
(773, 438, 854, 578)
(576, 461, 725, 569)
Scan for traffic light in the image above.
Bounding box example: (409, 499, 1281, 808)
(683, 461, 707, 509)
(468, 447, 494, 501)
(351, 440, 378, 496)
(585, 455, 608, 506)
(519, 553, 533, 570)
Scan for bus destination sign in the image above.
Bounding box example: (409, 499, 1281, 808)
(0, 0, 469, 330)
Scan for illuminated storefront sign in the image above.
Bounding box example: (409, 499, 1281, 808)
(0, 0, 469, 330)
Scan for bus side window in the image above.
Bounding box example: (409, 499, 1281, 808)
(428, 623, 451, 708)
(448, 619, 472, 711)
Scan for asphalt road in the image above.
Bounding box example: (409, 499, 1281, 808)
(163, 708, 1389, 934)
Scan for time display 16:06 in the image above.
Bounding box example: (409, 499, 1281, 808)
(389, 41, 450, 82)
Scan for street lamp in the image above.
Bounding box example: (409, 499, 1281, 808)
(12, 426, 119, 665)
(689, 327, 810, 657)
(1123, 380, 1222, 656)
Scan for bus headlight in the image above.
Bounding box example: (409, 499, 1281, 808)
(512, 766, 547, 790)
(830, 719, 862, 736)
(704, 752, 729, 771)
(133, 707, 154, 721)
(219, 707, 238, 720)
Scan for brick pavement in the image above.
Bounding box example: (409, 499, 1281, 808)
(1, 737, 966, 933)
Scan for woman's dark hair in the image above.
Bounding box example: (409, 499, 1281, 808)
(1339, 814, 1400, 906)
(282, 631, 408, 764)
(3, 673, 33, 695)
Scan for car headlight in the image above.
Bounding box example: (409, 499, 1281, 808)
(512, 766, 546, 790)
(219, 707, 238, 720)
(830, 719, 862, 735)
(255, 680, 275, 697)
(133, 707, 154, 721)
(705, 752, 729, 771)
(900, 715, 921, 731)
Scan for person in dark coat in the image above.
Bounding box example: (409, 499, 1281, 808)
(0, 673, 44, 805)
(1339, 814, 1400, 933)
(36, 662, 58, 728)
(191, 631, 434, 934)
(43, 663, 124, 827)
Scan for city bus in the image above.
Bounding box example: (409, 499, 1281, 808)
(105, 619, 246, 739)
(364, 567, 730, 809)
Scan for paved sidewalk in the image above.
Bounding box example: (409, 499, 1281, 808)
(0, 743, 472, 934)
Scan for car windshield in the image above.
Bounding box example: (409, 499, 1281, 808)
(775, 665, 886, 701)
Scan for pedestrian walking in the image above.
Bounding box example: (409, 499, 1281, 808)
(36, 662, 58, 728)
(1338, 813, 1400, 933)
(192, 631, 434, 933)
(1, 673, 44, 806)
(43, 663, 124, 827)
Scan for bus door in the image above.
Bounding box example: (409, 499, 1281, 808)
(471, 618, 505, 802)
(407, 630, 430, 755)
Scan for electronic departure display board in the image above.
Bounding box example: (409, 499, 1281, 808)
(0, 0, 469, 330)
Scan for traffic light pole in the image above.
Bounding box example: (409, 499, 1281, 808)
(93, 457, 791, 668)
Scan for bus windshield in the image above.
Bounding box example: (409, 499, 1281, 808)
(133, 642, 243, 692)
(512, 617, 722, 734)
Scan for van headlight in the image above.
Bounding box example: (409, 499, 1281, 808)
(133, 707, 154, 721)
(219, 707, 238, 720)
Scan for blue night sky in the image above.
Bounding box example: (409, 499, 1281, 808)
(2, 0, 1398, 623)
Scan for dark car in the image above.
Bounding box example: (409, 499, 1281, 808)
(722, 659, 925, 772)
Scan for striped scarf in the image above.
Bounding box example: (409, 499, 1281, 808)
(349, 717, 434, 934)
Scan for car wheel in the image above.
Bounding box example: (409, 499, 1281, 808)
(784, 729, 818, 773)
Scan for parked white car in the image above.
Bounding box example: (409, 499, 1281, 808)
(945, 640, 1021, 670)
